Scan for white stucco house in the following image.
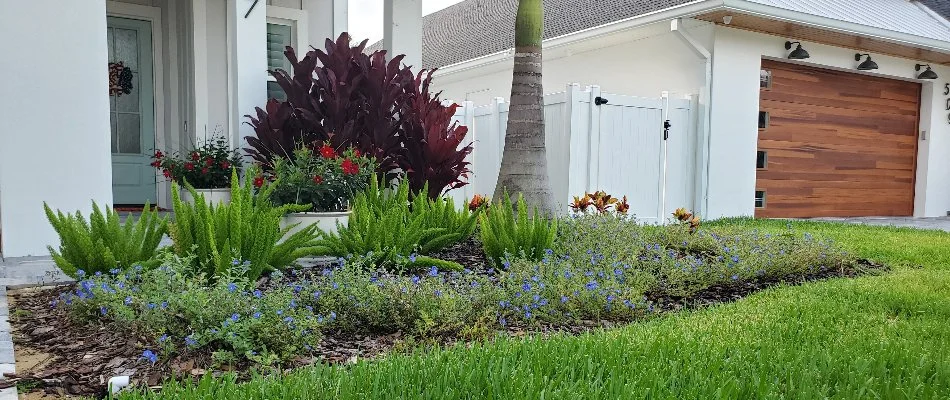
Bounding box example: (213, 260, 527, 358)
(0, 0, 438, 258)
(420, 0, 950, 220)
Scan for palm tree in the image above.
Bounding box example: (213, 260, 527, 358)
(492, 0, 557, 215)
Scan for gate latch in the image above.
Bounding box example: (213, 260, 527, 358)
(663, 120, 672, 140)
(594, 96, 609, 106)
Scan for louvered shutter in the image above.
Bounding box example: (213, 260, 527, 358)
(266, 23, 292, 101)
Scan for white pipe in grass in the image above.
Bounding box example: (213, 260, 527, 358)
(108, 376, 131, 394)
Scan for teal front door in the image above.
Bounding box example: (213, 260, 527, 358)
(108, 16, 156, 205)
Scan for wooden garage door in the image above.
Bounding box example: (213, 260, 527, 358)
(756, 60, 920, 218)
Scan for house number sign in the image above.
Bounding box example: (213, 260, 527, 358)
(944, 83, 950, 124)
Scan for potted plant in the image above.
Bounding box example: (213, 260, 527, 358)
(151, 136, 242, 205)
(262, 142, 374, 236)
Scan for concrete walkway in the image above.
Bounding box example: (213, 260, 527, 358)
(811, 216, 950, 232)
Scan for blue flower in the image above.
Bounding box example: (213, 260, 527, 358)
(158, 334, 169, 343)
(411, 276, 421, 285)
(232, 259, 241, 266)
(606, 295, 615, 302)
(499, 316, 507, 327)
(313, 291, 322, 299)
(522, 283, 531, 292)
(253, 312, 262, 319)
(124, 296, 133, 305)
(433, 290, 442, 297)
(428, 266, 439, 277)
(463, 268, 472, 274)
(532, 294, 541, 302)
(560, 295, 569, 303)
(161, 301, 168, 309)
(99, 306, 108, 316)
(321, 268, 333, 276)
(731, 274, 739, 280)
(276, 309, 283, 316)
(502, 260, 511, 269)
(289, 300, 297, 309)
(614, 269, 623, 276)
(95, 271, 102, 276)
(538, 298, 548, 306)
(470, 281, 479, 288)
(253, 290, 263, 298)
(231, 313, 240, 322)
(332, 282, 339, 290)
(110, 268, 121, 275)
(227, 283, 238, 293)
(731, 255, 740, 263)
(586, 281, 599, 290)
(545, 249, 554, 256)
(409, 253, 418, 262)
(185, 336, 197, 347)
(499, 300, 510, 308)
(147, 303, 157, 310)
(564, 270, 572, 279)
(141, 349, 158, 364)
(283, 316, 294, 324)
(329, 311, 337, 320)
(524, 310, 532, 319)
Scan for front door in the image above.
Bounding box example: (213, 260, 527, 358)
(108, 16, 156, 205)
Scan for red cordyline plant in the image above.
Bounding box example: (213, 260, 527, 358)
(244, 33, 473, 199)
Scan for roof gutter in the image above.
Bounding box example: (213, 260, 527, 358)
(434, 0, 725, 76)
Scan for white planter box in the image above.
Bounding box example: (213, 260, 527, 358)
(280, 211, 350, 237)
(180, 188, 231, 206)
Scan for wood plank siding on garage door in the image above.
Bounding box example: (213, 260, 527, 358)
(756, 59, 921, 218)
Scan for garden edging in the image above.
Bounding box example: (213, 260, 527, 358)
(0, 256, 76, 400)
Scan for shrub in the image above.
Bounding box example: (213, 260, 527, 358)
(265, 144, 375, 212)
(151, 135, 242, 189)
(244, 34, 473, 198)
(556, 213, 854, 297)
(312, 179, 477, 271)
(479, 194, 558, 266)
(569, 191, 630, 215)
(44, 201, 167, 278)
(169, 168, 319, 281)
(59, 253, 325, 366)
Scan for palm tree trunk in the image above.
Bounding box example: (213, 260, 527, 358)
(492, 0, 557, 215)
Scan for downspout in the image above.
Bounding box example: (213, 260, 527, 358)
(671, 18, 713, 217)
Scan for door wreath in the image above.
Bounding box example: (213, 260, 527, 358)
(108, 62, 134, 96)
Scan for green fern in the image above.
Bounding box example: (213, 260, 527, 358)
(479, 193, 557, 266)
(314, 179, 479, 271)
(169, 167, 317, 281)
(44, 201, 168, 278)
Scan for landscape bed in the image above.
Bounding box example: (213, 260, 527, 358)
(4, 214, 878, 397)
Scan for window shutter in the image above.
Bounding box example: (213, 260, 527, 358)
(266, 23, 293, 101)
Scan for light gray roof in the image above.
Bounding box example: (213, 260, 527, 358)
(370, 0, 695, 69)
(378, 0, 950, 69)
(747, 0, 950, 43)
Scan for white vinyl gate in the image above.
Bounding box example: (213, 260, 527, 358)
(449, 84, 695, 223)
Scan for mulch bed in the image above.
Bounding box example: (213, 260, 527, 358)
(3, 247, 887, 398)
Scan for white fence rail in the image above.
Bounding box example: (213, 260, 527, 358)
(448, 84, 696, 223)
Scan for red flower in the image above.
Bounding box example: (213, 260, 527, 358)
(205, 158, 214, 167)
(220, 161, 230, 170)
(191, 152, 200, 161)
(320, 144, 336, 159)
(253, 176, 265, 188)
(341, 158, 359, 175)
(163, 170, 172, 178)
(201, 167, 209, 174)
(184, 162, 195, 171)
(353, 149, 362, 158)
(154, 150, 164, 159)
(313, 175, 323, 184)
(150, 160, 162, 168)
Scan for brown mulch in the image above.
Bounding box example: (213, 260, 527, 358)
(4, 253, 887, 398)
(428, 236, 489, 271)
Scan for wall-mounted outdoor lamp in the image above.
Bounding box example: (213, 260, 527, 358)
(784, 41, 810, 60)
(855, 54, 878, 71)
(916, 64, 939, 80)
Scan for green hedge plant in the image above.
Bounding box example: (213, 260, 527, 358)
(480, 193, 557, 267)
(312, 178, 477, 271)
(44, 201, 168, 278)
(169, 168, 319, 281)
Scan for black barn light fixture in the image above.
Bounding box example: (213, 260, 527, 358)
(784, 41, 810, 59)
(855, 53, 878, 71)
(916, 64, 939, 79)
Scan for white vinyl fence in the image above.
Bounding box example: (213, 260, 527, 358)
(448, 84, 696, 223)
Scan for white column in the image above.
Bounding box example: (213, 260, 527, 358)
(383, 0, 423, 68)
(304, 0, 348, 47)
(0, 0, 113, 257)
(227, 0, 267, 152)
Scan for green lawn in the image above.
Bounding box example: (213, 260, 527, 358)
(122, 219, 950, 399)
